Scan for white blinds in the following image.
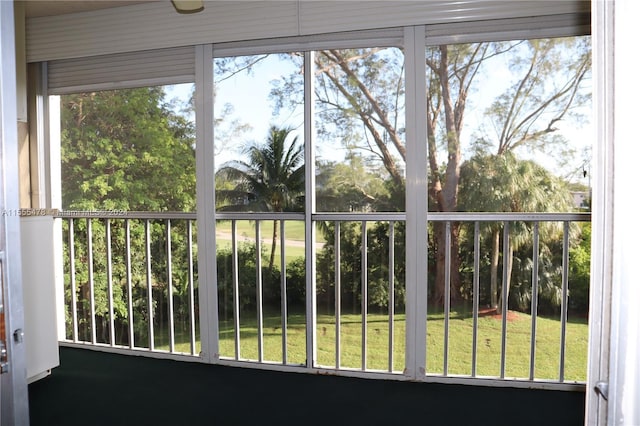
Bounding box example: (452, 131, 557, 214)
(47, 47, 195, 94)
(27, 1, 590, 63)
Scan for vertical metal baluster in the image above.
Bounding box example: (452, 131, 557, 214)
(388, 221, 395, 373)
(335, 221, 341, 369)
(166, 219, 175, 353)
(256, 221, 264, 362)
(125, 219, 134, 349)
(529, 222, 540, 380)
(471, 222, 480, 377)
(87, 218, 96, 344)
(232, 220, 240, 360)
(280, 220, 288, 365)
(106, 219, 115, 346)
(444, 221, 451, 376)
(145, 219, 154, 351)
(559, 221, 570, 382)
(500, 222, 510, 378)
(68, 218, 78, 342)
(361, 220, 368, 371)
(187, 220, 196, 355)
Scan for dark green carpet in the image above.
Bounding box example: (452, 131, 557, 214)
(28, 347, 585, 426)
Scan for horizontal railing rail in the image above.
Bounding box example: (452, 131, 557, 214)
(56, 210, 197, 220)
(58, 210, 591, 388)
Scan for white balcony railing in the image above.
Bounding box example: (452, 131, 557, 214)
(58, 210, 591, 388)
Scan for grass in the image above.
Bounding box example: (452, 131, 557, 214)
(154, 309, 588, 382)
(215, 219, 321, 264)
(216, 220, 309, 242)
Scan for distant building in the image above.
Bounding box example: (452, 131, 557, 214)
(571, 191, 591, 210)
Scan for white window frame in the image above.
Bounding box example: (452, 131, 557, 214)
(42, 13, 595, 393)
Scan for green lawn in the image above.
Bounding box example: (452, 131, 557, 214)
(215, 219, 321, 263)
(216, 220, 309, 242)
(155, 310, 588, 382)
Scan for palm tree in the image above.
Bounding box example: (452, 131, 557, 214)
(216, 126, 305, 272)
(459, 151, 573, 312)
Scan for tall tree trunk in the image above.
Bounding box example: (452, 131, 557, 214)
(433, 222, 462, 307)
(497, 247, 514, 313)
(269, 219, 278, 274)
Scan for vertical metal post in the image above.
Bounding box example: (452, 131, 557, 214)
(529, 222, 540, 380)
(145, 219, 154, 350)
(559, 221, 570, 382)
(69, 218, 78, 342)
(166, 220, 175, 353)
(361, 220, 368, 371)
(256, 221, 264, 362)
(187, 220, 197, 355)
(87, 218, 96, 344)
(195, 43, 218, 362)
(125, 219, 134, 349)
(303, 50, 317, 369)
(280, 220, 288, 364)
(335, 221, 341, 368)
(500, 222, 510, 378)
(404, 25, 428, 379)
(105, 219, 115, 346)
(232, 220, 240, 359)
(0, 2, 30, 421)
(443, 221, 451, 376)
(388, 221, 395, 372)
(586, 2, 614, 424)
(471, 222, 480, 377)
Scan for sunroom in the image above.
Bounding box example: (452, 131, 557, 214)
(0, 1, 637, 425)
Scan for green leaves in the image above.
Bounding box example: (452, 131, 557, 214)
(61, 86, 196, 212)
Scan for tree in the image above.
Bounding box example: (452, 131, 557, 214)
(315, 152, 392, 212)
(61, 86, 197, 345)
(62, 87, 195, 212)
(294, 39, 589, 307)
(216, 126, 305, 272)
(459, 151, 575, 311)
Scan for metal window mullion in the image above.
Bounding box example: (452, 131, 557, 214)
(256, 221, 264, 362)
(166, 219, 175, 353)
(527, 221, 541, 380)
(559, 221, 570, 382)
(280, 220, 288, 365)
(335, 221, 341, 369)
(87, 218, 96, 344)
(500, 222, 510, 379)
(443, 221, 451, 376)
(145, 219, 154, 351)
(403, 25, 428, 380)
(232, 220, 241, 360)
(106, 219, 115, 346)
(361, 220, 368, 371)
(187, 220, 197, 355)
(125, 219, 134, 349)
(0, 5, 30, 420)
(471, 222, 480, 377)
(388, 221, 395, 373)
(304, 50, 317, 370)
(195, 43, 218, 363)
(68, 218, 78, 342)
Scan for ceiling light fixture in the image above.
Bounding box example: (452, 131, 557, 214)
(171, 0, 204, 14)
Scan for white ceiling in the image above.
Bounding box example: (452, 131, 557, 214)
(21, 1, 160, 18)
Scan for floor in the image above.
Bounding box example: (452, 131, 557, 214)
(28, 346, 586, 426)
